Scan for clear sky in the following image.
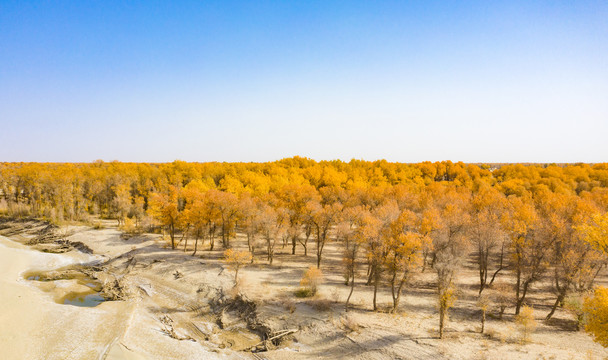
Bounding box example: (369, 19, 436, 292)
(1, 1, 606, 163)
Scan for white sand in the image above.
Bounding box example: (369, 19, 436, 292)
(0, 236, 140, 360)
(0, 232, 227, 360)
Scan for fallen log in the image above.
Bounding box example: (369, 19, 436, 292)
(249, 329, 298, 352)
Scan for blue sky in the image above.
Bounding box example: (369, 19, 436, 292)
(1, 1, 607, 163)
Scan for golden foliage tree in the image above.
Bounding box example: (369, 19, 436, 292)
(516, 305, 537, 343)
(469, 186, 507, 294)
(385, 209, 428, 312)
(149, 187, 182, 250)
(223, 248, 252, 286)
(583, 287, 608, 347)
(307, 200, 343, 268)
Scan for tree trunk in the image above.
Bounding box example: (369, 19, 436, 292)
(422, 250, 429, 272)
(390, 270, 397, 311)
(300, 227, 311, 256)
(291, 235, 297, 255)
(546, 293, 565, 320)
(489, 243, 505, 286)
(345, 270, 355, 312)
(192, 236, 199, 256)
(267, 238, 274, 265)
(316, 233, 323, 269)
(515, 260, 522, 315)
(439, 308, 445, 339)
(478, 247, 488, 294)
(516, 280, 530, 315)
(221, 217, 230, 248)
(169, 223, 176, 250)
(298, 233, 308, 256)
(366, 262, 375, 286)
(372, 267, 381, 311)
(373, 277, 379, 311)
(393, 271, 408, 313)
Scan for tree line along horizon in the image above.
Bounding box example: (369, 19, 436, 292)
(1, 157, 608, 344)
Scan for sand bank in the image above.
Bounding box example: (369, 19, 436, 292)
(0, 235, 140, 360)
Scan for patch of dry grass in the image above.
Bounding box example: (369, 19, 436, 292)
(306, 298, 333, 311)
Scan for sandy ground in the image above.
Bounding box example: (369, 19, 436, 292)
(0, 227, 229, 360)
(0, 235, 136, 360)
(2, 220, 608, 360)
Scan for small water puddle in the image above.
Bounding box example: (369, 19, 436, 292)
(62, 292, 106, 307)
(24, 268, 107, 307)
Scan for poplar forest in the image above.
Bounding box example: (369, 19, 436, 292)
(2, 158, 608, 359)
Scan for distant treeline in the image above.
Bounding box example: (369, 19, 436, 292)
(1, 158, 607, 221)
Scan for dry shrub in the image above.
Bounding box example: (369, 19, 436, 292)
(120, 217, 143, 238)
(226, 273, 249, 297)
(564, 292, 587, 330)
(340, 314, 360, 333)
(9, 203, 31, 218)
(227, 283, 241, 298)
(476, 349, 489, 360)
(485, 328, 507, 343)
(516, 305, 537, 343)
(301, 267, 323, 294)
(330, 287, 340, 303)
(491, 282, 511, 319)
(295, 288, 314, 298)
(93, 221, 104, 230)
(583, 287, 608, 347)
(438, 285, 457, 338)
(119, 217, 135, 231)
(0, 203, 7, 216)
(477, 293, 491, 334)
(307, 298, 332, 311)
(296, 266, 323, 297)
(284, 299, 297, 313)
